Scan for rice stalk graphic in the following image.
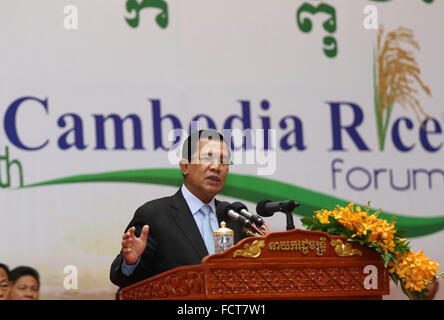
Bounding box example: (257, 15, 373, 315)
(374, 26, 432, 151)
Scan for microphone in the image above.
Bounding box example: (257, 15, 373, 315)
(231, 201, 265, 227)
(256, 200, 299, 231)
(217, 201, 252, 228)
(256, 200, 299, 217)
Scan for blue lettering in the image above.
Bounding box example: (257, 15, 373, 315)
(151, 99, 182, 151)
(223, 100, 252, 150)
(94, 114, 144, 150)
(260, 100, 272, 150)
(189, 114, 217, 133)
(373, 168, 387, 190)
(413, 168, 444, 189)
(4, 96, 49, 151)
(328, 101, 370, 151)
(345, 166, 372, 191)
(279, 115, 306, 151)
(391, 117, 414, 152)
(420, 118, 442, 152)
(57, 113, 87, 150)
(331, 158, 343, 189)
(389, 169, 411, 191)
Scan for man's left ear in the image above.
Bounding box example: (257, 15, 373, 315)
(179, 159, 189, 175)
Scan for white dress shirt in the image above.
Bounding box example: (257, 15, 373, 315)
(181, 184, 219, 237)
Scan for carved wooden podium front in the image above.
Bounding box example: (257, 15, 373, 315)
(119, 229, 389, 300)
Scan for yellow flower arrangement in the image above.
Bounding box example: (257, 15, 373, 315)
(302, 202, 443, 299)
(389, 250, 440, 293)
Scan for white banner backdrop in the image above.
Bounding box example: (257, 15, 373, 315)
(0, 0, 443, 299)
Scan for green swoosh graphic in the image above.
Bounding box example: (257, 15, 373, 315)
(23, 168, 444, 238)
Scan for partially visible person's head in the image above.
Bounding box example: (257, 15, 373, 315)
(180, 130, 231, 203)
(9, 266, 40, 300)
(0, 263, 11, 300)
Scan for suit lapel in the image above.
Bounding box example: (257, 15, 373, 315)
(170, 189, 209, 259)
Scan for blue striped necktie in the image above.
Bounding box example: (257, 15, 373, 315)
(200, 204, 215, 255)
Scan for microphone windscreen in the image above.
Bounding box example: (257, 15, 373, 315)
(231, 201, 248, 212)
(256, 199, 273, 217)
(216, 201, 234, 216)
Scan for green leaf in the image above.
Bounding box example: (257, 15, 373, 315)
(400, 282, 415, 300)
(381, 251, 395, 268)
(366, 242, 379, 250)
(390, 273, 399, 286)
(395, 228, 407, 238)
(301, 217, 314, 227)
(375, 246, 384, 254)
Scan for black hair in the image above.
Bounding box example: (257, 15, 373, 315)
(181, 129, 231, 162)
(9, 266, 40, 288)
(0, 263, 10, 279)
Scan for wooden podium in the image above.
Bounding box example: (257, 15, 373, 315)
(119, 229, 390, 300)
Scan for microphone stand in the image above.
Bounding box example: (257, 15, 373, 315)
(280, 201, 299, 231)
(285, 212, 295, 231)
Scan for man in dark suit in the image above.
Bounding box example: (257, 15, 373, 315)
(110, 129, 247, 289)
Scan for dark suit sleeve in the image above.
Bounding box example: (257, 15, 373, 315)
(110, 206, 159, 288)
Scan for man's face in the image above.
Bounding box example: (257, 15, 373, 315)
(181, 138, 230, 203)
(10, 275, 39, 300)
(0, 268, 10, 300)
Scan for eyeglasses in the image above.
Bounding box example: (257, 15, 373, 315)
(192, 156, 233, 166)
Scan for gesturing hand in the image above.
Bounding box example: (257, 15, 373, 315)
(121, 225, 149, 265)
